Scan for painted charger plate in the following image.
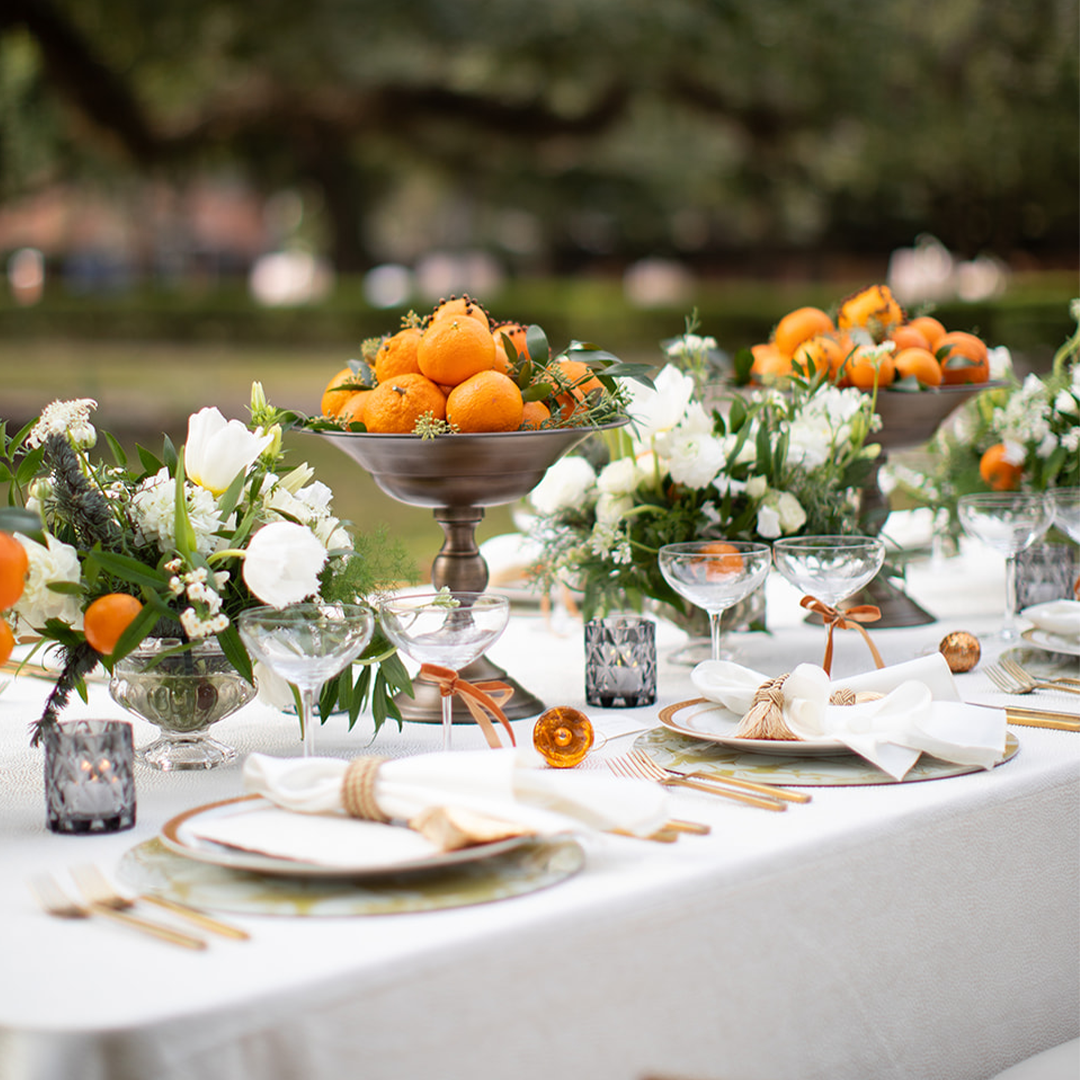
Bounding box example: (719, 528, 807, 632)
(660, 698, 850, 755)
(161, 796, 549, 879)
(1022, 628, 1080, 658)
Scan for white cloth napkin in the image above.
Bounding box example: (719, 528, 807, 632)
(1022, 600, 1080, 639)
(242, 747, 670, 839)
(691, 653, 1006, 780)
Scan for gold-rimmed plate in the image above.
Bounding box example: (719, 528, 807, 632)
(1021, 628, 1080, 658)
(161, 796, 545, 879)
(660, 698, 852, 756)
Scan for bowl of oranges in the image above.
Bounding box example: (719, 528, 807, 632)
(747, 283, 1002, 450)
(312, 295, 637, 509)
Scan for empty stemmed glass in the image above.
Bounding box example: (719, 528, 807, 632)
(1049, 487, 1080, 597)
(958, 492, 1054, 641)
(238, 602, 375, 757)
(658, 542, 772, 662)
(378, 592, 511, 750)
(772, 535, 887, 672)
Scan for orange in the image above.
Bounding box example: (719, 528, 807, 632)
(547, 358, 605, 422)
(83, 593, 143, 655)
(750, 343, 793, 380)
(520, 400, 551, 430)
(893, 347, 943, 388)
(889, 324, 931, 352)
(979, 444, 1024, 491)
(374, 327, 423, 383)
(492, 335, 513, 376)
(337, 390, 373, 428)
(937, 331, 989, 385)
(695, 541, 744, 580)
(430, 295, 490, 330)
(846, 347, 896, 391)
(907, 315, 947, 349)
(793, 334, 847, 380)
(774, 307, 835, 358)
(0, 531, 29, 610)
(320, 367, 363, 418)
(446, 371, 525, 433)
(362, 373, 446, 434)
(0, 619, 13, 665)
(417, 317, 496, 387)
(837, 284, 904, 341)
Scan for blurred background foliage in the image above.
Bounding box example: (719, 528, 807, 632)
(1, 0, 1077, 575)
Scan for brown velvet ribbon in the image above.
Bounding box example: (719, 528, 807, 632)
(418, 664, 516, 749)
(800, 595, 885, 677)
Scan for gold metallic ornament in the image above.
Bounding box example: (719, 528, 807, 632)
(939, 631, 981, 673)
(533, 706, 595, 768)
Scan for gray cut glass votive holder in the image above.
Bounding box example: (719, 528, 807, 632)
(585, 615, 657, 708)
(44, 719, 136, 834)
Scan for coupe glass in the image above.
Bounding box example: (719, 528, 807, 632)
(772, 535, 887, 608)
(658, 542, 772, 662)
(378, 592, 510, 750)
(238, 602, 375, 757)
(958, 492, 1054, 641)
(1049, 487, 1080, 544)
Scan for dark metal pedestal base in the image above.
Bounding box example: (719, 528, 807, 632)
(393, 654, 546, 724)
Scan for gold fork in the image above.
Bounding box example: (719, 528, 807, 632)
(986, 663, 1080, 697)
(610, 750, 789, 812)
(70, 864, 249, 941)
(1000, 658, 1080, 687)
(29, 872, 206, 950)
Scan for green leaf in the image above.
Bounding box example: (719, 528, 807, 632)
(162, 434, 178, 473)
(84, 549, 169, 591)
(172, 448, 198, 558)
(137, 444, 164, 475)
(103, 431, 128, 467)
(522, 382, 554, 402)
(46, 581, 86, 596)
(0, 506, 45, 540)
(14, 444, 45, 486)
(732, 347, 755, 386)
(109, 597, 167, 664)
(728, 395, 748, 432)
(216, 469, 248, 522)
(889, 375, 924, 393)
(217, 624, 253, 683)
(525, 325, 550, 365)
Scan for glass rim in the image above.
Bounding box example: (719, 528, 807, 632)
(658, 541, 772, 555)
(771, 535, 884, 550)
(237, 601, 374, 625)
(378, 590, 509, 609)
(957, 491, 1048, 506)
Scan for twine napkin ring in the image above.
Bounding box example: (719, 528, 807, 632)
(801, 595, 885, 676)
(342, 755, 391, 821)
(733, 673, 883, 740)
(418, 664, 516, 749)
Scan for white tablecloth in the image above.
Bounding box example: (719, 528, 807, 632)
(1, 544, 1077, 1080)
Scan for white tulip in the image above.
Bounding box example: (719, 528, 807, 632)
(185, 407, 274, 496)
(242, 522, 328, 608)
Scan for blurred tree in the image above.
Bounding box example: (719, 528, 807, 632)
(2, 0, 1076, 272)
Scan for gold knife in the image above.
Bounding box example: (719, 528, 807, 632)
(1006, 710, 1080, 732)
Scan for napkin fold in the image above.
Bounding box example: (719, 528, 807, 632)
(243, 747, 669, 841)
(691, 653, 1005, 780)
(1022, 600, 1080, 639)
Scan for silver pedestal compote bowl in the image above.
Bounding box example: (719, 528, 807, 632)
(320, 421, 626, 722)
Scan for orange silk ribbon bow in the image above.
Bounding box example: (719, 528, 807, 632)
(418, 664, 516, 749)
(800, 595, 885, 677)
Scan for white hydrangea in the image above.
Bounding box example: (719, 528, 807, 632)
(131, 468, 222, 557)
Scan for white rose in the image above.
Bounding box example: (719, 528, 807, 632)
(529, 456, 597, 515)
(775, 491, 807, 534)
(595, 492, 634, 525)
(597, 457, 643, 498)
(12, 532, 83, 630)
(756, 503, 782, 539)
(667, 430, 727, 490)
(242, 522, 328, 607)
(746, 476, 768, 500)
(185, 407, 274, 496)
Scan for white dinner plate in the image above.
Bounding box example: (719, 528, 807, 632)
(1021, 628, 1080, 658)
(161, 796, 542, 879)
(659, 698, 853, 756)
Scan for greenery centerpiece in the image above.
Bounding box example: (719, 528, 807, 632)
(0, 384, 412, 747)
(524, 318, 882, 629)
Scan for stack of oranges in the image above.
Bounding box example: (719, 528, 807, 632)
(320, 296, 606, 435)
(0, 530, 28, 664)
(749, 284, 991, 393)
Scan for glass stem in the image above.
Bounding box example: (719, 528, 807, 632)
(441, 684, 454, 752)
(1002, 553, 1019, 641)
(709, 611, 724, 662)
(300, 687, 318, 758)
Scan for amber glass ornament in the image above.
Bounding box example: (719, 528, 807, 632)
(939, 631, 981, 673)
(533, 706, 595, 768)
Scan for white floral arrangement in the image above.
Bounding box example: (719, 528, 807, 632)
(0, 385, 411, 743)
(525, 324, 881, 622)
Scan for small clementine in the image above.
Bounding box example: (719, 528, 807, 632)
(84, 593, 143, 655)
(979, 443, 1023, 491)
(0, 531, 29, 610)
